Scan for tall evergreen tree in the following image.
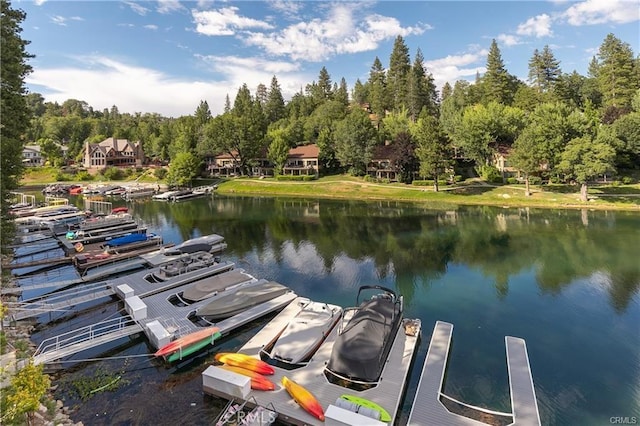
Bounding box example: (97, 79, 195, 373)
(413, 112, 452, 191)
(335, 77, 349, 107)
(194, 100, 211, 127)
(387, 35, 411, 111)
(368, 56, 388, 117)
(265, 75, 285, 124)
(255, 83, 268, 106)
(224, 94, 231, 113)
(483, 39, 511, 104)
(441, 82, 453, 102)
(1, 0, 33, 248)
(317, 66, 333, 100)
(408, 48, 438, 120)
(352, 78, 368, 105)
(529, 46, 561, 93)
(597, 33, 637, 109)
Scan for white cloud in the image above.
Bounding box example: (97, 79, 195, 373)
(196, 55, 301, 74)
(424, 49, 489, 89)
(50, 15, 83, 26)
(516, 13, 553, 37)
(192, 6, 274, 36)
(34, 0, 47, 5)
(26, 55, 310, 117)
(123, 1, 149, 16)
(117, 23, 135, 28)
(496, 33, 522, 47)
(243, 4, 428, 62)
(267, 0, 304, 20)
(563, 0, 640, 25)
(144, 24, 159, 30)
(157, 0, 186, 15)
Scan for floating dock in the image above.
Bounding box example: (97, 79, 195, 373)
(203, 297, 422, 425)
(407, 321, 540, 426)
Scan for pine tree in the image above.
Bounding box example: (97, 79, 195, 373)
(387, 35, 411, 111)
(408, 48, 438, 120)
(224, 94, 231, 113)
(194, 100, 211, 127)
(265, 75, 285, 124)
(352, 78, 368, 105)
(1, 0, 33, 243)
(368, 56, 388, 117)
(597, 33, 637, 109)
(529, 46, 561, 93)
(255, 83, 268, 106)
(335, 77, 349, 107)
(441, 82, 453, 102)
(483, 39, 511, 104)
(317, 66, 333, 100)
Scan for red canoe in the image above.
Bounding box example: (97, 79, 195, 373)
(154, 327, 220, 358)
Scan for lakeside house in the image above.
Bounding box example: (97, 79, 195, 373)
(22, 143, 69, 167)
(22, 145, 43, 167)
(366, 144, 397, 181)
(83, 137, 145, 171)
(205, 144, 320, 177)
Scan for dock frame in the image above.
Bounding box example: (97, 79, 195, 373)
(407, 321, 540, 426)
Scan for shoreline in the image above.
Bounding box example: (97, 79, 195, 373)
(214, 177, 640, 212)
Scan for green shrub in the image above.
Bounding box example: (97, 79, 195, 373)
(55, 172, 72, 181)
(275, 175, 316, 181)
(76, 171, 94, 181)
(506, 177, 519, 184)
(549, 176, 562, 184)
(454, 175, 463, 183)
(154, 168, 168, 180)
(476, 165, 502, 183)
(621, 176, 635, 184)
(102, 167, 124, 180)
(529, 176, 542, 185)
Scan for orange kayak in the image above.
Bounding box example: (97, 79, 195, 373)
(154, 327, 220, 358)
(219, 365, 276, 391)
(215, 352, 275, 375)
(281, 376, 325, 421)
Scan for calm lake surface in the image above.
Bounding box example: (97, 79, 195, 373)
(21, 195, 640, 425)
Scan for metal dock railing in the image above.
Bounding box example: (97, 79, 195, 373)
(33, 317, 143, 365)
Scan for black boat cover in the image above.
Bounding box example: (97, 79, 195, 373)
(326, 294, 402, 383)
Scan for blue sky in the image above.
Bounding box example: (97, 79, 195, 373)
(17, 0, 640, 117)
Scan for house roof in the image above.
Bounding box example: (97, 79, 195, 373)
(371, 144, 395, 160)
(288, 144, 319, 159)
(23, 145, 41, 153)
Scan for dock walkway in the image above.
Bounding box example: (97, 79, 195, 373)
(203, 297, 421, 426)
(407, 321, 540, 426)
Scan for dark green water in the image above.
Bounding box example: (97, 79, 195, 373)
(28, 195, 640, 425)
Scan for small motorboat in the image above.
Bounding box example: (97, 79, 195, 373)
(178, 269, 255, 303)
(264, 299, 342, 365)
(324, 285, 403, 386)
(163, 234, 226, 256)
(195, 280, 290, 320)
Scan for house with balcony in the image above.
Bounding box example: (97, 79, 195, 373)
(283, 144, 319, 176)
(366, 144, 397, 181)
(22, 145, 44, 167)
(206, 144, 320, 177)
(83, 138, 144, 171)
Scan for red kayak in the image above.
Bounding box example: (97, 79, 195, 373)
(154, 327, 220, 358)
(220, 365, 276, 391)
(215, 352, 275, 375)
(111, 207, 129, 214)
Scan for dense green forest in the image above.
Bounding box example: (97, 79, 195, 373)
(23, 33, 640, 196)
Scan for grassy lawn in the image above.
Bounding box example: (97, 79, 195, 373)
(18, 168, 640, 211)
(216, 176, 640, 211)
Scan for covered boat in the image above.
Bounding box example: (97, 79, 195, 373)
(196, 280, 290, 320)
(178, 269, 255, 303)
(164, 234, 227, 256)
(324, 285, 403, 385)
(103, 232, 153, 247)
(265, 299, 342, 365)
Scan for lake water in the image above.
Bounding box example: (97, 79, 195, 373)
(22, 195, 640, 425)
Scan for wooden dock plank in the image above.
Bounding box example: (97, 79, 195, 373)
(407, 321, 487, 426)
(506, 336, 541, 426)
